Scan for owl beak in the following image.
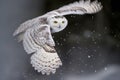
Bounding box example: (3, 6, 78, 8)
(58, 25, 61, 28)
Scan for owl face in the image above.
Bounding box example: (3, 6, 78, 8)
(47, 16, 68, 33)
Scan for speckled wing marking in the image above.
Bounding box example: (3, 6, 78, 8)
(55, 0, 102, 15)
(31, 48, 62, 75)
(22, 24, 62, 75)
(13, 17, 47, 36)
(22, 24, 54, 54)
(13, 0, 103, 75)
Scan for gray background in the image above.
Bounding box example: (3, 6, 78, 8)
(0, 0, 120, 80)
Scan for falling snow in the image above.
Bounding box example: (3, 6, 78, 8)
(88, 55, 91, 58)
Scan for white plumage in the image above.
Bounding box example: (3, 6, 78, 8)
(13, 0, 102, 75)
(31, 49, 62, 75)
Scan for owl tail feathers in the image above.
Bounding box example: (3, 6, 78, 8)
(30, 49, 62, 75)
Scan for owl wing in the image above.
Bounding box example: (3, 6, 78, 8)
(22, 24, 62, 75)
(22, 24, 55, 54)
(55, 0, 102, 16)
(13, 16, 47, 37)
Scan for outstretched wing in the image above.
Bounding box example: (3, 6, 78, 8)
(22, 24, 62, 75)
(13, 16, 47, 36)
(22, 24, 55, 54)
(55, 0, 102, 16)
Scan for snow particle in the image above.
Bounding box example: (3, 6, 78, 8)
(88, 55, 91, 58)
(104, 67, 108, 71)
(98, 34, 102, 37)
(95, 70, 97, 72)
(81, 70, 84, 73)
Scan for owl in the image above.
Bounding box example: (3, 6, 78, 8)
(13, 0, 102, 75)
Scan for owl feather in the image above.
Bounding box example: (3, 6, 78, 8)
(13, 0, 102, 75)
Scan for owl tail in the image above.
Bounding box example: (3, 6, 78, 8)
(30, 48, 62, 75)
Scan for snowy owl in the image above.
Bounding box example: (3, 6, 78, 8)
(13, 0, 102, 75)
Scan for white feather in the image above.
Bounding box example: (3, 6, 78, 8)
(13, 0, 103, 75)
(56, 0, 102, 15)
(31, 49, 62, 75)
(23, 28, 40, 54)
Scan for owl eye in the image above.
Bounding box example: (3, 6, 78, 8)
(62, 21, 65, 23)
(54, 21, 58, 24)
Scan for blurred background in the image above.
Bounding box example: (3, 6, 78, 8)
(0, 0, 120, 80)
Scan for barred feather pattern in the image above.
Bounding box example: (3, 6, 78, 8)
(13, 0, 103, 75)
(13, 12, 59, 37)
(22, 24, 62, 75)
(31, 49, 62, 75)
(56, 0, 102, 15)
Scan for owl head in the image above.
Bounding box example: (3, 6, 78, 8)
(47, 15, 68, 33)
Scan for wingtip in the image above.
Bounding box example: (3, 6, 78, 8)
(13, 31, 17, 36)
